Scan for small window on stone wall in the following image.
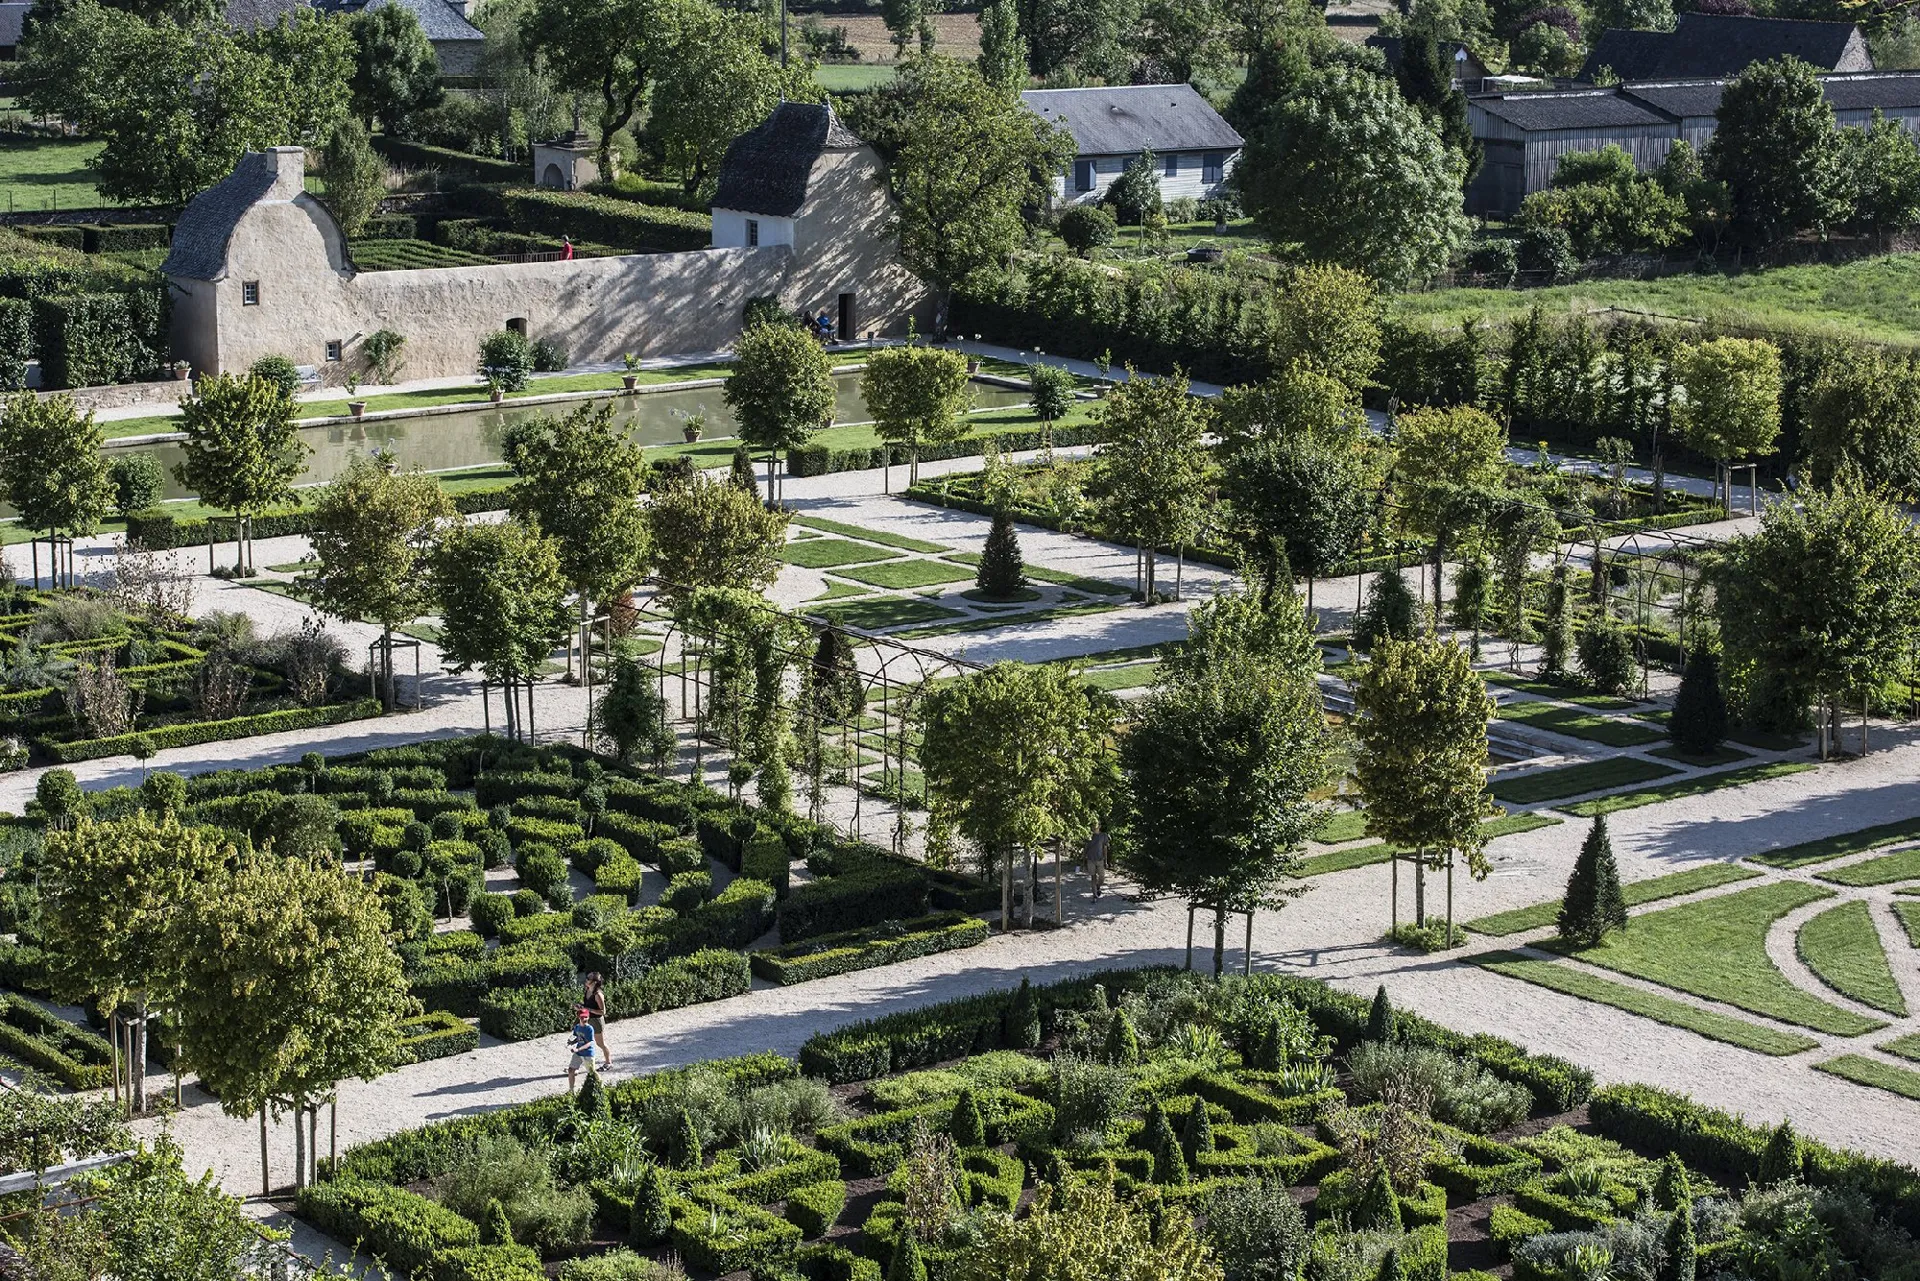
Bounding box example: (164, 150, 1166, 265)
(325, 340, 343, 362)
(242, 281, 261, 306)
(746, 219, 759, 247)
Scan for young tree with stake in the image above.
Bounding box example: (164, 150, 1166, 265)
(0, 393, 114, 589)
(173, 372, 308, 574)
(431, 518, 572, 741)
(725, 320, 836, 504)
(1090, 370, 1210, 602)
(862, 342, 973, 489)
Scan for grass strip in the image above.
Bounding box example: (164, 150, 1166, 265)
(1815, 846, 1920, 888)
(811, 580, 873, 601)
(941, 551, 1132, 596)
(792, 515, 948, 553)
(1562, 762, 1816, 817)
(1464, 862, 1759, 937)
(831, 560, 978, 590)
(1314, 809, 1370, 845)
(1494, 702, 1666, 747)
(1813, 1054, 1920, 1101)
(1882, 1033, 1920, 1062)
(1078, 663, 1162, 693)
(1750, 816, 1920, 869)
(1300, 814, 1561, 877)
(1490, 757, 1679, 806)
(893, 602, 1124, 639)
(1795, 901, 1907, 1016)
(1648, 743, 1752, 766)
(807, 598, 965, 631)
(1727, 727, 1808, 751)
(781, 538, 902, 569)
(1470, 951, 1819, 1056)
(1896, 902, 1920, 948)
(1481, 671, 1638, 709)
(1545, 881, 1883, 1036)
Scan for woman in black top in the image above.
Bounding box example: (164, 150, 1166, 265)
(582, 972, 611, 1070)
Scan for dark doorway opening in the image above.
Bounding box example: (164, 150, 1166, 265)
(507, 317, 528, 337)
(837, 293, 856, 341)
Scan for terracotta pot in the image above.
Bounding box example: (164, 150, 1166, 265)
(172, 367, 191, 381)
(348, 400, 367, 420)
(683, 425, 702, 442)
(622, 374, 638, 391)
(490, 390, 505, 406)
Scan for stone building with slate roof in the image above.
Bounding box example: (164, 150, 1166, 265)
(1020, 84, 1243, 207)
(319, 0, 483, 77)
(163, 106, 925, 379)
(1580, 12, 1870, 83)
(0, 2, 31, 58)
(1466, 70, 1920, 215)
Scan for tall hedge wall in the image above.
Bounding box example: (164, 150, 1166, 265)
(499, 188, 711, 253)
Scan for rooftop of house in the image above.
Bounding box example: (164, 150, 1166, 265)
(1580, 12, 1866, 82)
(1471, 69, 1920, 133)
(1019, 84, 1244, 157)
(319, 0, 481, 41)
(0, 1, 31, 47)
(163, 148, 300, 282)
(1471, 89, 1674, 131)
(711, 101, 865, 219)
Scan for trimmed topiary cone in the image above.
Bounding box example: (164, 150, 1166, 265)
(1669, 647, 1728, 757)
(1143, 1100, 1188, 1185)
(1007, 975, 1041, 1049)
(887, 1230, 929, 1281)
(483, 1197, 513, 1245)
(1653, 1151, 1692, 1211)
(1558, 814, 1629, 946)
(1180, 1097, 1214, 1163)
(576, 1066, 610, 1120)
(1104, 1008, 1141, 1066)
(669, 1106, 702, 1170)
(1759, 1120, 1801, 1185)
(1355, 1161, 1402, 1232)
(1659, 1197, 1697, 1281)
(630, 1163, 672, 1244)
(730, 443, 760, 498)
(976, 507, 1027, 597)
(951, 1086, 987, 1147)
(1366, 984, 1396, 1043)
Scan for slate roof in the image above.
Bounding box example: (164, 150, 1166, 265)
(1824, 72, 1920, 112)
(1580, 13, 1864, 82)
(322, 0, 480, 41)
(0, 2, 32, 47)
(162, 151, 282, 281)
(224, 0, 311, 28)
(1620, 80, 1726, 118)
(1020, 84, 1243, 156)
(711, 102, 864, 219)
(1471, 91, 1672, 131)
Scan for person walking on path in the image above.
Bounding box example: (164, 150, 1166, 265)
(566, 1008, 598, 1093)
(1085, 821, 1109, 899)
(582, 972, 611, 1070)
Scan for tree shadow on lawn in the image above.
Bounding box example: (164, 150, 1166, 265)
(1629, 773, 1920, 867)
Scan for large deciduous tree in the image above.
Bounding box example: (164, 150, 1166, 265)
(1269, 265, 1382, 396)
(1122, 590, 1335, 974)
(1235, 63, 1470, 289)
(1223, 411, 1374, 611)
(1390, 405, 1508, 615)
(1705, 55, 1849, 246)
(1669, 337, 1781, 511)
(921, 662, 1120, 929)
(645, 469, 790, 598)
(1350, 634, 1495, 940)
(1800, 347, 1920, 495)
(38, 814, 234, 1115)
(1090, 370, 1211, 602)
(519, 0, 659, 175)
(861, 342, 974, 488)
(0, 393, 114, 588)
(347, 2, 441, 132)
(431, 517, 572, 741)
(306, 454, 452, 709)
(174, 372, 308, 573)
(725, 319, 836, 502)
(174, 852, 409, 1190)
(885, 55, 1072, 329)
(649, 0, 815, 193)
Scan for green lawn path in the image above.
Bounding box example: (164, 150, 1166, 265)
(1470, 951, 1820, 1056)
(1896, 901, 1920, 948)
(1463, 863, 1760, 936)
(1752, 817, 1920, 869)
(1814, 1054, 1920, 1101)
(1546, 881, 1885, 1036)
(1883, 1033, 1920, 1061)
(1494, 702, 1666, 747)
(781, 539, 901, 569)
(1562, 762, 1816, 818)
(791, 515, 948, 553)
(831, 560, 978, 590)
(1795, 901, 1907, 1016)
(807, 598, 965, 630)
(1491, 757, 1679, 806)
(1816, 847, 1920, 888)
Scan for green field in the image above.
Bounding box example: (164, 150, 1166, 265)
(1814, 1054, 1920, 1101)
(1391, 252, 1920, 346)
(1562, 762, 1816, 818)
(1752, 817, 1920, 869)
(1493, 701, 1666, 747)
(780, 538, 900, 569)
(1471, 951, 1819, 1056)
(1490, 757, 1679, 806)
(831, 559, 976, 590)
(1815, 846, 1920, 888)
(1897, 902, 1920, 948)
(814, 63, 897, 91)
(0, 136, 108, 213)
(1796, 901, 1906, 1016)
(1463, 862, 1759, 937)
(790, 516, 948, 553)
(1298, 813, 1561, 877)
(1549, 881, 1885, 1036)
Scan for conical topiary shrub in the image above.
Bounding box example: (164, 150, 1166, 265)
(1180, 1097, 1214, 1163)
(1354, 1161, 1402, 1232)
(977, 508, 1027, 598)
(1379, 1245, 1409, 1281)
(1669, 648, 1728, 757)
(1103, 1008, 1141, 1066)
(483, 1197, 514, 1245)
(1143, 1100, 1188, 1185)
(669, 1106, 702, 1170)
(730, 443, 760, 497)
(1659, 1197, 1696, 1281)
(1352, 568, 1418, 651)
(887, 1230, 929, 1281)
(1759, 1120, 1801, 1185)
(951, 1087, 986, 1147)
(630, 1163, 672, 1244)
(1366, 985, 1396, 1043)
(1653, 1152, 1692, 1211)
(1007, 976, 1041, 1049)
(1558, 814, 1629, 946)
(577, 1066, 610, 1120)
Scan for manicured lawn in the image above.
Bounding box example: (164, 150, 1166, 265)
(807, 597, 965, 630)
(1548, 881, 1885, 1036)
(1813, 1054, 1920, 1101)
(814, 63, 897, 91)
(1480, 670, 1638, 710)
(1884, 1033, 1920, 1062)
(1816, 846, 1920, 888)
(0, 136, 107, 212)
(781, 539, 901, 569)
(1897, 901, 1920, 948)
(1752, 816, 1920, 869)
(791, 515, 948, 553)
(1795, 901, 1907, 1016)
(809, 580, 871, 602)
(1463, 862, 1760, 937)
(961, 586, 1041, 604)
(1490, 757, 1679, 806)
(1494, 701, 1666, 747)
(1078, 663, 1161, 693)
(1299, 813, 1561, 877)
(1727, 727, 1808, 752)
(943, 552, 1131, 596)
(894, 602, 1124, 639)
(1314, 808, 1370, 845)
(831, 559, 976, 590)
(1471, 951, 1820, 1056)
(1562, 762, 1816, 818)
(1648, 743, 1752, 766)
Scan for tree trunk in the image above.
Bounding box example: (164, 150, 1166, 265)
(381, 626, 396, 711)
(1000, 843, 1011, 933)
(1144, 548, 1157, 603)
(1306, 576, 1314, 614)
(293, 1098, 306, 1191)
(526, 676, 536, 742)
(1212, 905, 1225, 978)
(260, 1109, 270, 1197)
(130, 994, 147, 1115)
(766, 453, 777, 509)
(1414, 852, 1426, 927)
(1447, 856, 1455, 945)
(1390, 855, 1398, 931)
(580, 597, 593, 748)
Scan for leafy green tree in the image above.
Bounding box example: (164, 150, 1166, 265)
(1235, 63, 1470, 289)
(977, 0, 1028, 90)
(1105, 149, 1163, 226)
(1449, 546, 1491, 659)
(1057, 204, 1117, 258)
(348, 2, 441, 131)
(1215, 365, 1370, 452)
(1713, 475, 1920, 757)
(1558, 814, 1628, 945)
(599, 648, 675, 767)
(1669, 647, 1728, 757)
(977, 509, 1027, 598)
(1577, 616, 1636, 696)
(1090, 370, 1210, 602)
(39, 814, 234, 1115)
(725, 319, 836, 501)
(519, 0, 657, 175)
(1392, 404, 1508, 615)
(1540, 562, 1574, 676)
(862, 342, 973, 488)
(316, 118, 386, 239)
(479, 329, 536, 391)
(645, 469, 790, 599)
(1394, 28, 1478, 178)
(0, 393, 114, 586)
(109, 454, 167, 520)
(431, 517, 572, 741)
(1352, 567, 1420, 652)
(1670, 337, 1781, 512)
(503, 401, 650, 686)
(650, 0, 815, 192)
(1800, 347, 1920, 494)
(1270, 265, 1382, 395)
(1839, 112, 1920, 241)
(1224, 426, 1373, 612)
(1028, 362, 1079, 456)
(307, 455, 452, 709)
(1706, 55, 1849, 245)
(885, 55, 1072, 329)
(173, 851, 408, 1189)
(952, 1177, 1222, 1281)
(1351, 635, 1494, 937)
(1122, 591, 1335, 974)
(174, 372, 308, 573)
(921, 661, 1120, 928)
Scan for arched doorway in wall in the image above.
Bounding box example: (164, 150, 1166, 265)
(540, 164, 565, 189)
(507, 318, 528, 337)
